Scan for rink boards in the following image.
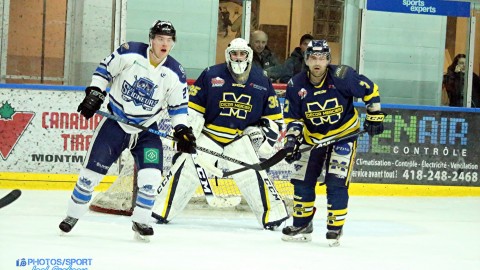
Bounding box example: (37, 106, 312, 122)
(1, 84, 479, 196)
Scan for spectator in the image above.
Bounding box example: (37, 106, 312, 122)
(267, 34, 314, 83)
(443, 53, 480, 107)
(250, 30, 279, 70)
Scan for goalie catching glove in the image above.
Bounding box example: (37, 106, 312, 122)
(173, 125, 197, 153)
(243, 118, 280, 156)
(363, 111, 386, 136)
(77, 86, 106, 120)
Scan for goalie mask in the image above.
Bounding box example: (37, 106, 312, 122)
(225, 38, 253, 75)
(304, 39, 331, 62)
(149, 20, 176, 42)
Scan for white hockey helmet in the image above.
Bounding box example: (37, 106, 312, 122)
(225, 38, 253, 75)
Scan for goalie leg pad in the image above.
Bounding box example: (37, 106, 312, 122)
(132, 168, 162, 224)
(153, 153, 201, 222)
(67, 168, 103, 219)
(225, 136, 289, 228)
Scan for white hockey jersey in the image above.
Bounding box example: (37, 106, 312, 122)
(90, 41, 189, 134)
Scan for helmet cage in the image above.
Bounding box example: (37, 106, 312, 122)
(149, 20, 176, 41)
(225, 38, 253, 75)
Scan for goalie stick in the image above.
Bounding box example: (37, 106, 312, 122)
(149, 153, 241, 223)
(96, 110, 285, 177)
(0, 189, 22, 209)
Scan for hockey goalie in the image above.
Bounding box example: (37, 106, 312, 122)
(154, 38, 289, 229)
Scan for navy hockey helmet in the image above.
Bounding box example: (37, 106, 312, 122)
(304, 39, 331, 61)
(149, 20, 176, 41)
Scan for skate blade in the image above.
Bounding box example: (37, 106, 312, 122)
(281, 233, 312, 242)
(328, 239, 340, 247)
(134, 232, 151, 243)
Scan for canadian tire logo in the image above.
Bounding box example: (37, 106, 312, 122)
(0, 101, 35, 160)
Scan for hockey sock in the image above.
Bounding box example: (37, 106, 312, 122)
(67, 168, 103, 219)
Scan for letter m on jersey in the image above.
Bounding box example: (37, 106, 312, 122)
(305, 99, 343, 125)
(219, 93, 252, 119)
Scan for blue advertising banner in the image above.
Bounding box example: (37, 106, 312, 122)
(366, 0, 471, 17)
(270, 103, 480, 187)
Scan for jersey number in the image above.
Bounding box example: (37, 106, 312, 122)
(268, 96, 279, 109)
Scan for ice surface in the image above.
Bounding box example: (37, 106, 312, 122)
(1, 190, 479, 270)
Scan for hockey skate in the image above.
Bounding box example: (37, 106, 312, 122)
(281, 221, 313, 242)
(132, 222, 154, 242)
(59, 216, 78, 234)
(326, 229, 343, 247)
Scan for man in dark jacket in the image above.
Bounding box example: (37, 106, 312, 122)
(267, 34, 313, 83)
(250, 30, 279, 70)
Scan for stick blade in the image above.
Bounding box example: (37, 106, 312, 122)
(206, 196, 242, 208)
(0, 189, 22, 208)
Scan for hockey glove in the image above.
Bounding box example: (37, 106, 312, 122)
(363, 111, 386, 136)
(283, 135, 302, 164)
(77, 86, 106, 120)
(173, 125, 197, 154)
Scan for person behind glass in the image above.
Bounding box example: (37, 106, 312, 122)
(250, 30, 279, 70)
(266, 34, 314, 83)
(280, 40, 385, 246)
(443, 53, 480, 107)
(58, 20, 196, 241)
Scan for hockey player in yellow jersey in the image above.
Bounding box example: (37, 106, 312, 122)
(155, 38, 289, 229)
(281, 40, 385, 246)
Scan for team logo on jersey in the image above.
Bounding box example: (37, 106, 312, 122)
(211, 77, 225, 87)
(122, 76, 159, 110)
(179, 65, 186, 79)
(249, 83, 267, 91)
(305, 99, 343, 125)
(0, 101, 35, 160)
(232, 83, 245, 88)
(334, 143, 351, 155)
(219, 93, 252, 119)
(298, 88, 307, 99)
(144, 148, 159, 164)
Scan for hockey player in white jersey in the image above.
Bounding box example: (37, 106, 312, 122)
(59, 20, 196, 241)
(155, 38, 289, 229)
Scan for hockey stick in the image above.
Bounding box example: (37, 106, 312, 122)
(96, 110, 285, 177)
(190, 153, 241, 207)
(0, 189, 22, 209)
(222, 129, 366, 177)
(298, 129, 367, 154)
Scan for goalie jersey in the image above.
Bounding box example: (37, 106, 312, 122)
(189, 63, 282, 144)
(284, 64, 380, 145)
(90, 41, 189, 133)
